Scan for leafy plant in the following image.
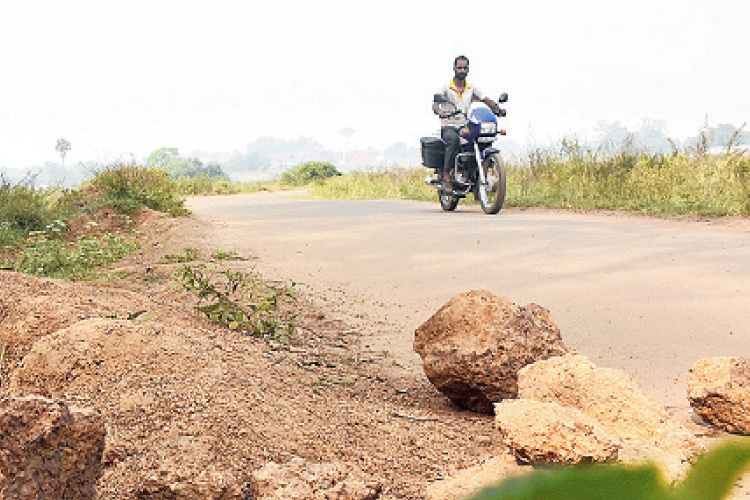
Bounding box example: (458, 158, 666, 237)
(470, 441, 750, 500)
(177, 263, 296, 342)
(161, 247, 200, 264)
(9, 232, 139, 280)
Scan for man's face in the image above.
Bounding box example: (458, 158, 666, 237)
(454, 60, 469, 81)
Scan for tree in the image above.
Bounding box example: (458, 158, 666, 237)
(55, 138, 71, 166)
(146, 147, 227, 179)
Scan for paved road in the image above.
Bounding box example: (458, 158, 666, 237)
(188, 192, 750, 407)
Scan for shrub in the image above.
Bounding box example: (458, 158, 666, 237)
(280, 161, 340, 186)
(0, 175, 56, 244)
(88, 165, 188, 216)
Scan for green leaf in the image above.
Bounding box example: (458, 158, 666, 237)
(469, 441, 750, 500)
(471, 463, 667, 500)
(672, 441, 750, 500)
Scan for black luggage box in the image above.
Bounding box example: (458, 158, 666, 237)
(420, 137, 444, 169)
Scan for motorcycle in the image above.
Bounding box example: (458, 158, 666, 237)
(421, 92, 508, 214)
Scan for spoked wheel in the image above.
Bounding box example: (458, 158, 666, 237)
(478, 152, 507, 214)
(438, 189, 459, 211)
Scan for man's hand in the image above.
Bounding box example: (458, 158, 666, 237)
(493, 106, 507, 117)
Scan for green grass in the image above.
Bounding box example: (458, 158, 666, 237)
(304, 147, 750, 217)
(174, 175, 273, 196)
(307, 168, 437, 201)
(510, 143, 750, 215)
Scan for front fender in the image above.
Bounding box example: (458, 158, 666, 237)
(481, 148, 500, 161)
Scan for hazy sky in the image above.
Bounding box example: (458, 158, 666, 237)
(1, 0, 747, 167)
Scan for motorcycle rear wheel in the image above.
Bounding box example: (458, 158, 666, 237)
(478, 152, 507, 214)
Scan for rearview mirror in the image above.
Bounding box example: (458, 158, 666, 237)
(498, 92, 508, 103)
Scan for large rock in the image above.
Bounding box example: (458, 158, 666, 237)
(517, 353, 702, 462)
(424, 452, 527, 500)
(414, 291, 568, 414)
(495, 399, 619, 464)
(251, 458, 381, 500)
(0, 395, 105, 500)
(688, 357, 750, 435)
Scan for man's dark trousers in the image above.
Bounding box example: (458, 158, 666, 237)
(441, 126, 461, 179)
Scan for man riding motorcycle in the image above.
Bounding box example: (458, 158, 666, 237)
(432, 55, 504, 193)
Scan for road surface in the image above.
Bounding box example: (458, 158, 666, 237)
(187, 191, 750, 408)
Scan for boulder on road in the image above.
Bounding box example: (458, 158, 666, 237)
(688, 356, 750, 435)
(495, 399, 619, 464)
(517, 353, 702, 462)
(0, 395, 105, 500)
(414, 290, 568, 414)
(251, 457, 381, 500)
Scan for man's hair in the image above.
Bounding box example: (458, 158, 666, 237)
(454, 55, 469, 67)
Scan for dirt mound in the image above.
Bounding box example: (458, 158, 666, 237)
(0, 214, 500, 499)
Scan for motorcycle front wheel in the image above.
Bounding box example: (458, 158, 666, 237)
(478, 152, 507, 214)
(438, 189, 459, 211)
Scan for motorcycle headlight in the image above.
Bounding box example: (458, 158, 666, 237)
(480, 122, 497, 135)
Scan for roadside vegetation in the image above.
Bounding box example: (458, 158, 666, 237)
(1, 164, 188, 280)
(305, 141, 750, 217)
(308, 168, 435, 201)
(279, 161, 341, 186)
(177, 253, 297, 343)
(2, 163, 296, 338)
(173, 175, 271, 196)
(508, 140, 750, 216)
(145, 147, 273, 196)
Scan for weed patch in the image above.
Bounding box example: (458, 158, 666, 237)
(177, 263, 296, 342)
(161, 247, 200, 264)
(7, 232, 139, 280)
